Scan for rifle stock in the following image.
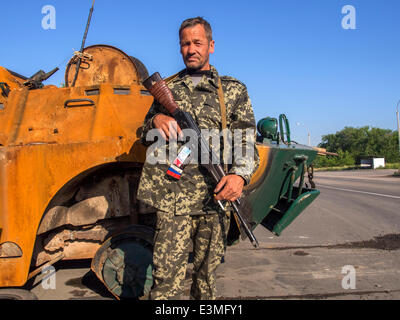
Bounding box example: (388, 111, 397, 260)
(143, 72, 259, 248)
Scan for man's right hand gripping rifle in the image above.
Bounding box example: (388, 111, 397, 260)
(143, 72, 259, 248)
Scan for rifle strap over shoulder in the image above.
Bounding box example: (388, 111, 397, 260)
(164, 72, 180, 84)
(217, 77, 229, 173)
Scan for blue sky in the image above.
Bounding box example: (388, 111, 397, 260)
(1, 0, 399, 146)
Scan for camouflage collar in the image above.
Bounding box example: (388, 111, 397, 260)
(175, 65, 220, 90)
(207, 65, 220, 88)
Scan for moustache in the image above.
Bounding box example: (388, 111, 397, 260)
(185, 54, 199, 61)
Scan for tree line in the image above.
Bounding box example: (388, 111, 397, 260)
(314, 126, 399, 168)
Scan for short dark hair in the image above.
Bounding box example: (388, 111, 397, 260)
(179, 17, 213, 43)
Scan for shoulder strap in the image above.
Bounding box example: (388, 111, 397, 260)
(217, 77, 229, 173)
(164, 72, 180, 84)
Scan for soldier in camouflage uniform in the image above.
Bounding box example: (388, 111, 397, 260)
(137, 17, 259, 300)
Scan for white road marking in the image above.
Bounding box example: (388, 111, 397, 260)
(318, 184, 400, 199)
(316, 174, 398, 183)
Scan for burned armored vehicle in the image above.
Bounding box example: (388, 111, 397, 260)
(0, 42, 320, 299)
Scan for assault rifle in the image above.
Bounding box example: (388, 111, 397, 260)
(143, 72, 259, 248)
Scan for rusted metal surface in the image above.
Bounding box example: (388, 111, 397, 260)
(65, 45, 143, 87)
(32, 216, 141, 266)
(43, 227, 108, 252)
(0, 59, 153, 286)
(37, 173, 139, 235)
(0, 67, 25, 120)
(33, 242, 100, 267)
(27, 253, 65, 280)
(0, 67, 24, 94)
(0, 242, 23, 258)
(0, 83, 153, 147)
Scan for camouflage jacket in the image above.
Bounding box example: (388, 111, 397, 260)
(137, 65, 260, 215)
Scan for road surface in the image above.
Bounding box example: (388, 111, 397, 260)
(29, 169, 400, 300)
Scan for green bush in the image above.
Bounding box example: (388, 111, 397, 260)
(314, 150, 355, 168)
(315, 126, 399, 168)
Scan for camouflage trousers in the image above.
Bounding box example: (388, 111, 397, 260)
(150, 210, 230, 300)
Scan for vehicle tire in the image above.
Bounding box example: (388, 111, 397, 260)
(0, 288, 38, 300)
(91, 225, 154, 300)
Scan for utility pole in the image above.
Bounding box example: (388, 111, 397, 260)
(396, 100, 400, 173)
(296, 122, 311, 146)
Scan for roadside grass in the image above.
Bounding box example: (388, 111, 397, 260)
(314, 165, 361, 172)
(384, 163, 400, 170)
(315, 163, 400, 173)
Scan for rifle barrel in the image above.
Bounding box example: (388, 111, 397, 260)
(71, 0, 95, 87)
(80, 0, 95, 51)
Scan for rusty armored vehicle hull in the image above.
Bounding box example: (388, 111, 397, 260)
(0, 44, 320, 299)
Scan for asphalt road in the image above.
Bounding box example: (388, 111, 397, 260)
(29, 169, 400, 300)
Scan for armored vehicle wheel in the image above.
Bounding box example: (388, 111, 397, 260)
(0, 289, 38, 300)
(91, 225, 154, 300)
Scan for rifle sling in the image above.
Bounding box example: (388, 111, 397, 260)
(164, 72, 180, 84)
(217, 77, 229, 174)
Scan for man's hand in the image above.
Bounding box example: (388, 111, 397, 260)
(214, 174, 245, 202)
(153, 114, 183, 141)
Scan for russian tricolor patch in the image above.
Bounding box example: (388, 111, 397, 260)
(166, 146, 191, 180)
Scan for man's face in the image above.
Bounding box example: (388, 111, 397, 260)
(180, 24, 215, 71)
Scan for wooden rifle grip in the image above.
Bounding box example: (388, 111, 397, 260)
(143, 73, 179, 114)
